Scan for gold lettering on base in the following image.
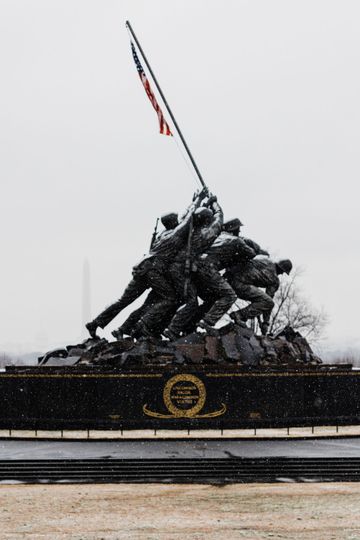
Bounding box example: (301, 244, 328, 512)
(143, 374, 226, 419)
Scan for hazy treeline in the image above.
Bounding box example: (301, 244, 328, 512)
(0, 352, 40, 367)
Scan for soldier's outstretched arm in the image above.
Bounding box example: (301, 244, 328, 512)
(152, 199, 197, 255)
(209, 198, 224, 231)
(233, 238, 256, 262)
(192, 186, 209, 205)
(198, 199, 223, 247)
(179, 187, 208, 220)
(243, 237, 269, 256)
(164, 188, 209, 244)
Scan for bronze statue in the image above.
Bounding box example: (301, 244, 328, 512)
(86, 189, 207, 339)
(163, 196, 237, 339)
(86, 185, 293, 343)
(222, 218, 269, 257)
(226, 258, 293, 335)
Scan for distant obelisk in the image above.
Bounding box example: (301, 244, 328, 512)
(81, 258, 91, 339)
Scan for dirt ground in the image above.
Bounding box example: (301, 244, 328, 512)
(1, 483, 360, 539)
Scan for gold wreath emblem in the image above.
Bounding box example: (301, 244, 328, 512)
(143, 374, 226, 419)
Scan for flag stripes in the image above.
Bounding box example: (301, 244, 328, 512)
(131, 42, 172, 136)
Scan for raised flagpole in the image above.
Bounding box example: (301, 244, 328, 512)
(126, 20, 207, 189)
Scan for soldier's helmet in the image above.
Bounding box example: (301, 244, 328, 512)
(193, 207, 213, 226)
(276, 259, 293, 275)
(223, 218, 243, 235)
(161, 212, 178, 230)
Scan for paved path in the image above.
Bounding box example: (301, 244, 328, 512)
(1, 437, 360, 460)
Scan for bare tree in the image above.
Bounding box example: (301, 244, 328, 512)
(269, 267, 328, 343)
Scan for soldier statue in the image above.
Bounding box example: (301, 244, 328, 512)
(110, 212, 185, 339)
(225, 258, 293, 335)
(222, 218, 269, 257)
(86, 189, 207, 339)
(178, 218, 260, 333)
(163, 196, 237, 339)
(86, 181, 293, 343)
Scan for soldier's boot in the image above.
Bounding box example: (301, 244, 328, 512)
(197, 320, 218, 336)
(230, 310, 247, 328)
(163, 328, 179, 341)
(260, 322, 269, 336)
(111, 328, 124, 340)
(86, 320, 99, 339)
(131, 319, 154, 339)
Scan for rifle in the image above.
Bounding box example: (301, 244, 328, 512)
(150, 217, 159, 250)
(183, 214, 194, 299)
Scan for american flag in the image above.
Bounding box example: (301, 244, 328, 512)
(131, 42, 172, 136)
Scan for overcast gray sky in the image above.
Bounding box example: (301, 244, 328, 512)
(0, 0, 359, 354)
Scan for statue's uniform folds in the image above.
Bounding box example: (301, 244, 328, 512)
(86, 189, 292, 341)
(88, 194, 203, 336)
(226, 258, 280, 326)
(167, 201, 237, 336)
